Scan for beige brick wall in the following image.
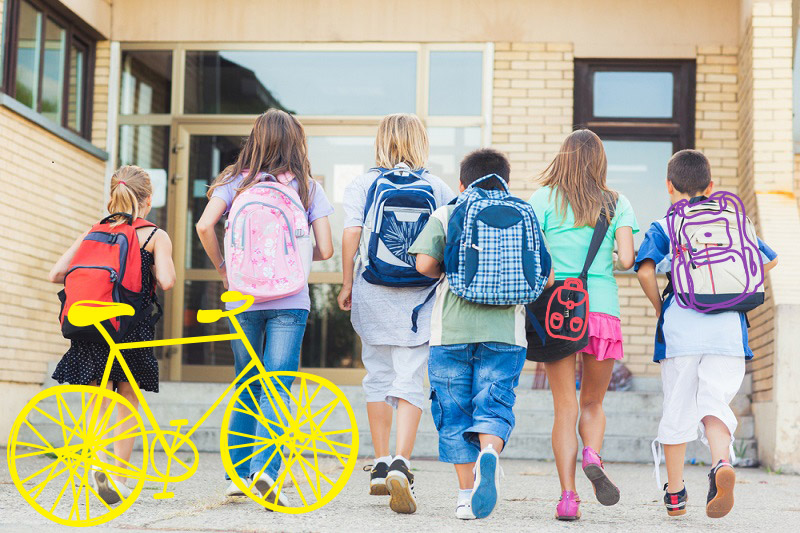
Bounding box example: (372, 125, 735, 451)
(92, 41, 111, 150)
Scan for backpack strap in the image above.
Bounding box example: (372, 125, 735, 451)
(100, 212, 134, 225)
(578, 193, 617, 280)
(468, 174, 509, 193)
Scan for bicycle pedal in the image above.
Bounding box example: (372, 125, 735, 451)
(169, 419, 189, 427)
(153, 492, 174, 500)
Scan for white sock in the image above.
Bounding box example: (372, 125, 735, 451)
(375, 455, 392, 466)
(458, 489, 472, 503)
(394, 455, 411, 468)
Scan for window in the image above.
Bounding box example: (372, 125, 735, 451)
(574, 59, 695, 244)
(2, 0, 95, 138)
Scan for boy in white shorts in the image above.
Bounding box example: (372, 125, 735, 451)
(635, 150, 778, 519)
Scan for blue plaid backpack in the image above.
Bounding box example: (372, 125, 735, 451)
(361, 166, 438, 287)
(443, 174, 548, 305)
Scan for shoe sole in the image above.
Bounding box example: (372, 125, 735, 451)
(471, 453, 498, 519)
(583, 464, 620, 506)
(555, 513, 581, 521)
(667, 508, 687, 516)
(706, 466, 735, 518)
(94, 472, 121, 505)
(255, 478, 287, 509)
(370, 480, 389, 496)
(386, 473, 416, 514)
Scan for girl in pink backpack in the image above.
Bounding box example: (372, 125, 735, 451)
(196, 109, 334, 505)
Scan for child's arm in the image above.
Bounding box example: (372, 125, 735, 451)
(415, 254, 442, 279)
(151, 230, 176, 291)
(196, 197, 228, 288)
(546, 267, 555, 289)
(764, 257, 778, 273)
(49, 231, 90, 283)
(337, 227, 361, 311)
(636, 259, 662, 317)
(614, 226, 635, 270)
(311, 217, 334, 261)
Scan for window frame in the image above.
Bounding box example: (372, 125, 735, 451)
(574, 58, 696, 151)
(2, 0, 96, 139)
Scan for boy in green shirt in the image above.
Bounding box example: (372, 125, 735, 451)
(409, 148, 553, 520)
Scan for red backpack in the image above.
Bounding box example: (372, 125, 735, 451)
(58, 213, 158, 342)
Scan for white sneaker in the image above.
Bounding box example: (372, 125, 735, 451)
(252, 473, 289, 508)
(93, 469, 131, 504)
(456, 500, 477, 520)
(471, 444, 501, 519)
(225, 476, 258, 497)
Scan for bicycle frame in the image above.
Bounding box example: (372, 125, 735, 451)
(87, 306, 272, 498)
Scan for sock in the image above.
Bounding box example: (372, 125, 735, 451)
(394, 455, 411, 468)
(375, 455, 392, 466)
(458, 489, 472, 503)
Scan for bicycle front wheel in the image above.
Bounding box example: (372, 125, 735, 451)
(7, 385, 149, 527)
(219, 371, 359, 514)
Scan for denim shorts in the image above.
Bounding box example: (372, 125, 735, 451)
(428, 342, 527, 464)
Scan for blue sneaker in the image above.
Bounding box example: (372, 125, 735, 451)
(470, 444, 500, 519)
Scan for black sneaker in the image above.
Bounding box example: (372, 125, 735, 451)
(364, 462, 389, 495)
(706, 460, 735, 518)
(663, 483, 687, 516)
(385, 458, 417, 514)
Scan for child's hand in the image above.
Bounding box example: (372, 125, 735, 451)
(217, 264, 228, 290)
(337, 283, 352, 311)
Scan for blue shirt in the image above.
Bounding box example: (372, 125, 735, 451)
(634, 218, 777, 362)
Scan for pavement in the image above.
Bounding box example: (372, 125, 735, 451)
(2, 451, 799, 533)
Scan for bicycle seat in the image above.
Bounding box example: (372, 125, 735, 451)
(68, 301, 135, 327)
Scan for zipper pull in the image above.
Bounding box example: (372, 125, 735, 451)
(471, 243, 482, 251)
(110, 271, 118, 282)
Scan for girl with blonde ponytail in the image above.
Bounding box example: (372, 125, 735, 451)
(48, 165, 176, 505)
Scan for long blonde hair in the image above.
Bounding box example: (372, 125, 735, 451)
(375, 113, 429, 170)
(539, 129, 617, 227)
(207, 109, 313, 208)
(107, 165, 152, 227)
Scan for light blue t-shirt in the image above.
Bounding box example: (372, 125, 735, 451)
(212, 173, 334, 311)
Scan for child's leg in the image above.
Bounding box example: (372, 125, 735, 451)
(703, 416, 732, 464)
(366, 403, 392, 458)
(113, 381, 140, 483)
(389, 343, 429, 460)
(395, 400, 422, 459)
(578, 355, 615, 451)
(663, 443, 687, 493)
(544, 354, 579, 492)
(454, 463, 476, 489)
(479, 434, 504, 453)
(697, 355, 745, 464)
(361, 342, 395, 459)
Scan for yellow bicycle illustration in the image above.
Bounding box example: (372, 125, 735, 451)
(6, 291, 359, 527)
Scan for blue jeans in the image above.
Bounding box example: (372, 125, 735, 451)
(428, 342, 526, 464)
(226, 309, 308, 480)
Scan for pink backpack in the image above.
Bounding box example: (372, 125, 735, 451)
(224, 175, 312, 302)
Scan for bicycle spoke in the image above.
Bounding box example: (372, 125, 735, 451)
(297, 452, 335, 487)
(232, 442, 274, 469)
(49, 470, 74, 513)
(260, 377, 294, 430)
(281, 451, 308, 506)
(246, 445, 282, 492)
(90, 449, 145, 478)
(96, 412, 136, 440)
(231, 404, 285, 432)
(91, 398, 118, 442)
(29, 462, 70, 500)
(292, 381, 324, 429)
(245, 384, 279, 428)
(14, 447, 59, 460)
(22, 455, 66, 485)
(293, 439, 351, 461)
(24, 419, 55, 452)
(294, 453, 325, 499)
(33, 407, 83, 445)
(85, 477, 113, 514)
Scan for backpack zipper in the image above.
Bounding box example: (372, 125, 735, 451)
(251, 183, 305, 212)
(231, 201, 295, 249)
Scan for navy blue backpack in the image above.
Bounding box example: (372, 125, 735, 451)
(360, 167, 438, 287)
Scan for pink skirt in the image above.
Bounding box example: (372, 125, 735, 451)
(582, 312, 624, 361)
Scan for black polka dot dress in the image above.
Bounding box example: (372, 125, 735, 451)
(52, 237, 161, 393)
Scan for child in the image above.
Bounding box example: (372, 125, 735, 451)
(635, 149, 778, 518)
(49, 165, 176, 503)
(529, 129, 637, 520)
(409, 148, 554, 520)
(197, 109, 334, 504)
(337, 113, 455, 514)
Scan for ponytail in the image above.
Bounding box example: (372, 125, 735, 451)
(107, 165, 153, 227)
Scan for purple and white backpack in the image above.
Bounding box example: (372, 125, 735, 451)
(224, 174, 312, 302)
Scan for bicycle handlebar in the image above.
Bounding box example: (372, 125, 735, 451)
(196, 291, 255, 323)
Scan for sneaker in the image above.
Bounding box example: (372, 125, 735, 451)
(385, 458, 417, 514)
(225, 476, 258, 497)
(252, 473, 289, 509)
(470, 445, 500, 519)
(364, 462, 390, 495)
(555, 490, 581, 521)
(455, 499, 476, 520)
(581, 446, 620, 506)
(93, 470, 131, 505)
(706, 460, 735, 518)
(663, 483, 688, 516)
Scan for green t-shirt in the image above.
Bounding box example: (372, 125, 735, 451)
(528, 186, 639, 318)
(408, 205, 527, 347)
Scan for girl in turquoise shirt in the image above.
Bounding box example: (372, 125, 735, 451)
(529, 129, 638, 521)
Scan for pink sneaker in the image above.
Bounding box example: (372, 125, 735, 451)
(555, 490, 581, 521)
(582, 446, 620, 506)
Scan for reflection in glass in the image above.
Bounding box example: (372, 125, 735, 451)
(120, 51, 172, 114)
(604, 140, 672, 246)
(303, 284, 360, 369)
(186, 135, 244, 269)
(184, 51, 416, 115)
(15, 1, 42, 110)
(427, 127, 482, 192)
(40, 18, 66, 123)
(429, 51, 483, 116)
(183, 280, 234, 365)
(67, 45, 84, 131)
(593, 71, 673, 118)
(306, 135, 376, 272)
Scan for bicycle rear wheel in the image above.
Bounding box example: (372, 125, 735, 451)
(7, 385, 148, 526)
(219, 371, 359, 513)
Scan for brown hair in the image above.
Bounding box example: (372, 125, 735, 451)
(539, 129, 617, 227)
(667, 149, 711, 195)
(107, 165, 153, 227)
(207, 109, 313, 208)
(375, 113, 429, 170)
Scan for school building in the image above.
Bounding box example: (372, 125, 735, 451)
(1, 0, 799, 469)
